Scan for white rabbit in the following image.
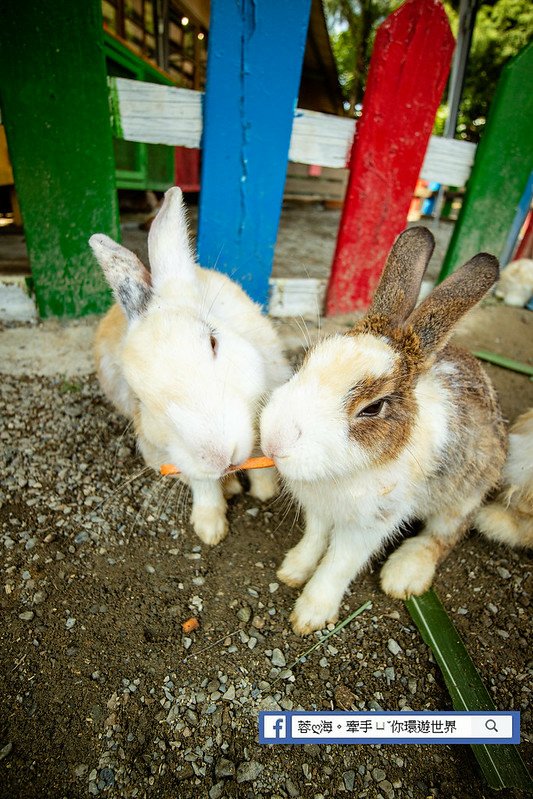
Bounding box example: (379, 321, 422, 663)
(261, 227, 507, 634)
(91, 187, 291, 546)
(494, 258, 533, 307)
(476, 408, 533, 549)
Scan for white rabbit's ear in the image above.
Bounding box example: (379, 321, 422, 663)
(89, 234, 152, 320)
(369, 227, 435, 325)
(148, 186, 195, 289)
(405, 253, 499, 353)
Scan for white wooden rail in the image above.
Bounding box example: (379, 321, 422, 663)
(110, 77, 477, 187)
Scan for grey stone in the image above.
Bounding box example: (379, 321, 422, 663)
(379, 779, 395, 798)
(271, 648, 286, 667)
(387, 639, 402, 656)
(236, 760, 264, 783)
(237, 606, 252, 623)
(99, 767, 115, 787)
(215, 757, 235, 779)
(0, 743, 12, 761)
(209, 782, 225, 799)
(343, 770, 356, 791)
(222, 684, 235, 701)
(286, 778, 300, 797)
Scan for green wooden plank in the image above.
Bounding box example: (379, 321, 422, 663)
(406, 590, 533, 792)
(473, 349, 533, 377)
(439, 43, 533, 281)
(104, 36, 175, 197)
(0, 0, 119, 317)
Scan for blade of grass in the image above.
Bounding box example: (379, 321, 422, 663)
(473, 349, 533, 378)
(405, 589, 533, 792)
(275, 600, 373, 682)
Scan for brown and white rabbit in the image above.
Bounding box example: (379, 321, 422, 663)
(476, 408, 533, 549)
(90, 187, 291, 546)
(261, 227, 507, 634)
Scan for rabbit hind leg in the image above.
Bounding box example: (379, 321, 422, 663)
(380, 495, 483, 600)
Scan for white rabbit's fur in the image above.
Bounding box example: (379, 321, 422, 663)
(494, 258, 533, 307)
(476, 409, 533, 548)
(91, 187, 291, 546)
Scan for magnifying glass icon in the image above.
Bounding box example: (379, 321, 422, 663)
(485, 719, 498, 733)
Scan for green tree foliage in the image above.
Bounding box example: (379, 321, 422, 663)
(455, 0, 533, 140)
(324, 0, 399, 114)
(326, 0, 532, 139)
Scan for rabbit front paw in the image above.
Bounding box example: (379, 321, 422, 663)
(290, 591, 339, 636)
(380, 539, 436, 599)
(190, 506, 228, 546)
(222, 474, 243, 499)
(277, 548, 317, 588)
(248, 467, 278, 502)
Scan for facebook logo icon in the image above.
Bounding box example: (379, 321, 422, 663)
(261, 714, 287, 741)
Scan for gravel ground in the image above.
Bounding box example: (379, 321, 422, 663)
(1, 301, 532, 799)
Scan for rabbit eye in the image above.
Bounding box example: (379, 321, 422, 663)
(357, 398, 386, 418)
(210, 334, 218, 355)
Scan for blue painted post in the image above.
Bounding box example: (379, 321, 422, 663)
(500, 171, 533, 266)
(197, 0, 312, 307)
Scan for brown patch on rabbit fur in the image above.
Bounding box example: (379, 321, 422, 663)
(423, 347, 507, 511)
(345, 316, 423, 464)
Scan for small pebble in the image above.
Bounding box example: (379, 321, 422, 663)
(343, 770, 356, 792)
(236, 760, 263, 783)
(0, 743, 12, 761)
(497, 567, 511, 579)
(237, 606, 251, 623)
(271, 648, 286, 667)
(387, 639, 402, 656)
(222, 685, 235, 700)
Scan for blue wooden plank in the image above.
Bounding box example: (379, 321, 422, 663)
(500, 170, 533, 266)
(197, 0, 312, 307)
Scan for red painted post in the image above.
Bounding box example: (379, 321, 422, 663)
(514, 212, 533, 260)
(325, 0, 454, 316)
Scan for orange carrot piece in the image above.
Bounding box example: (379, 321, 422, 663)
(235, 456, 275, 471)
(160, 463, 179, 476)
(160, 456, 274, 477)
(181, 617, 200, 634)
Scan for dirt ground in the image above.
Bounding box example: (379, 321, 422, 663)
(1, 292, 532, 796)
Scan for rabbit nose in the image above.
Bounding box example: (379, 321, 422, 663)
(263, 425, 301, 459)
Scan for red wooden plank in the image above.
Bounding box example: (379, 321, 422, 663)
(325, 0, 454, 316)
(514, 212, 533, 260)
(174, 147, 201, 192)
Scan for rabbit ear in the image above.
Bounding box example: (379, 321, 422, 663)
(89, 234, 152, 320)
(405, 253, 499, 353)
(148, 186, 195, 289)
(369, 227, 435, 325)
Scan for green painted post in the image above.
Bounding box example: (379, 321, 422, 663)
(439, 43, 533, 281)
(0, 1, 119, 317)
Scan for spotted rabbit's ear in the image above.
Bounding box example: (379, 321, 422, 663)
(148, 186, 196, 290)
(405, 253, 499, 353)
(89, 234, 152, 321)
(368, 227, 435, 326)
